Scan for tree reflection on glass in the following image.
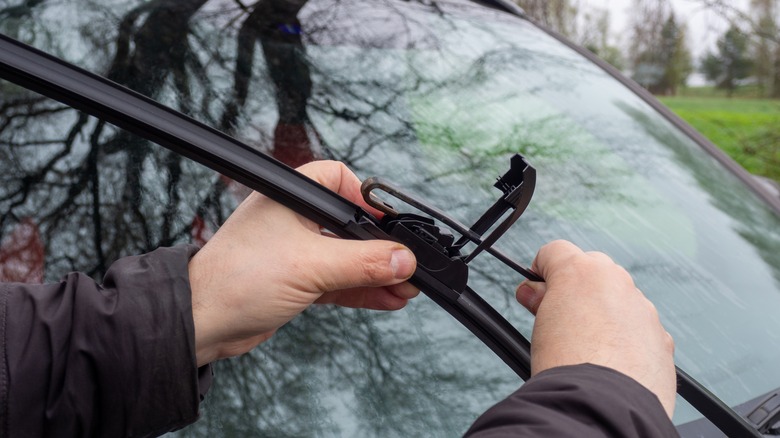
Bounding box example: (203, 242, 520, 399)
(0, 0, 532, 436)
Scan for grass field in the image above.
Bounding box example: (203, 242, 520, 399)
(657, 94, 780, 182)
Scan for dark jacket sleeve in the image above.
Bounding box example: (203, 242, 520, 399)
(465, 364, 679, 438)
(0, 245, 212, 438)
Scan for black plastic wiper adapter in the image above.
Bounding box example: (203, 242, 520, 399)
(361, 155, 542, 282)
(380, 213, 469, 293)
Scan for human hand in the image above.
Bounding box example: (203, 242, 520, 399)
(515, 240, 676, 418)
(188, 161, 419, 366)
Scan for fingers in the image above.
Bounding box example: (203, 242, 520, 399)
(516, 281, 547, 315)
(293, 161, 421, 309)
(387, 282, 422, 300)
(296, 160, 385, 217)
(316, 283, 420, 310)
(308, 236, 417, 292)
(523, 239, 677, 419)
(293, 161, 419, 291)
(531, 239, 585, 279)
(528, 240, 635, 298)
(518, 240, 584, 313)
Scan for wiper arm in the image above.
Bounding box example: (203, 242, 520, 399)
(0, 33, 763, 438)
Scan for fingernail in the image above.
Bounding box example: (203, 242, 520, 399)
(391, 248, 416, 279)
(516, 283, 537, 309)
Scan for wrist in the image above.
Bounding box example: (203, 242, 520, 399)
(189, 251, 222, 367)
(192, 308, 221, 367)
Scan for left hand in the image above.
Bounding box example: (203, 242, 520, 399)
(189, 160, 419, 366)
(515, 240, 676, 418)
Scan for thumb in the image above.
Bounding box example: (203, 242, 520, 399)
(516, 280, 547, 315)
(310, 237, 416, 291)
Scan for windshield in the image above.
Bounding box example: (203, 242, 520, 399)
(2, 0, 780, 433)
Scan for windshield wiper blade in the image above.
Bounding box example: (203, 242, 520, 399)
(0, 33, 762, 438)
(0, 33, 536, 378)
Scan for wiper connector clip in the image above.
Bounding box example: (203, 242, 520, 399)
(361, 153, 541, 284)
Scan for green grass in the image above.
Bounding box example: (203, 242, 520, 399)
(675, 84, 763, 99)
(657, 94, 780, 182)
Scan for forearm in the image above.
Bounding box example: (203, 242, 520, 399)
(1, 245, 210, 437)
(465, 364, 678, 438)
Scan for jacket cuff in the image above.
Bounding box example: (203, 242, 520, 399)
(465, 363, 678, 437)
(5, 244, 211, 437)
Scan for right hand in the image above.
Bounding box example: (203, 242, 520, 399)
(515, 240, 676, 418)
(189, 161, 419, 367)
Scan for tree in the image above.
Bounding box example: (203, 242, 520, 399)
(656, 14, 693, 95)
(514, 0, 578, 38)
(750, 0, 780, 97)
(688, 0, 780, 97)
(700, 51, 724, 84)
(580, 7, 625, 70)
(628, 1, 692, 95)
(701, 25, 754, 96)
(629, 0, 669, 89)
(517, 1, 627, 70)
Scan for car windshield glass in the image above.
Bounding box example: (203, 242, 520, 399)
(3, 0, 780, 433)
